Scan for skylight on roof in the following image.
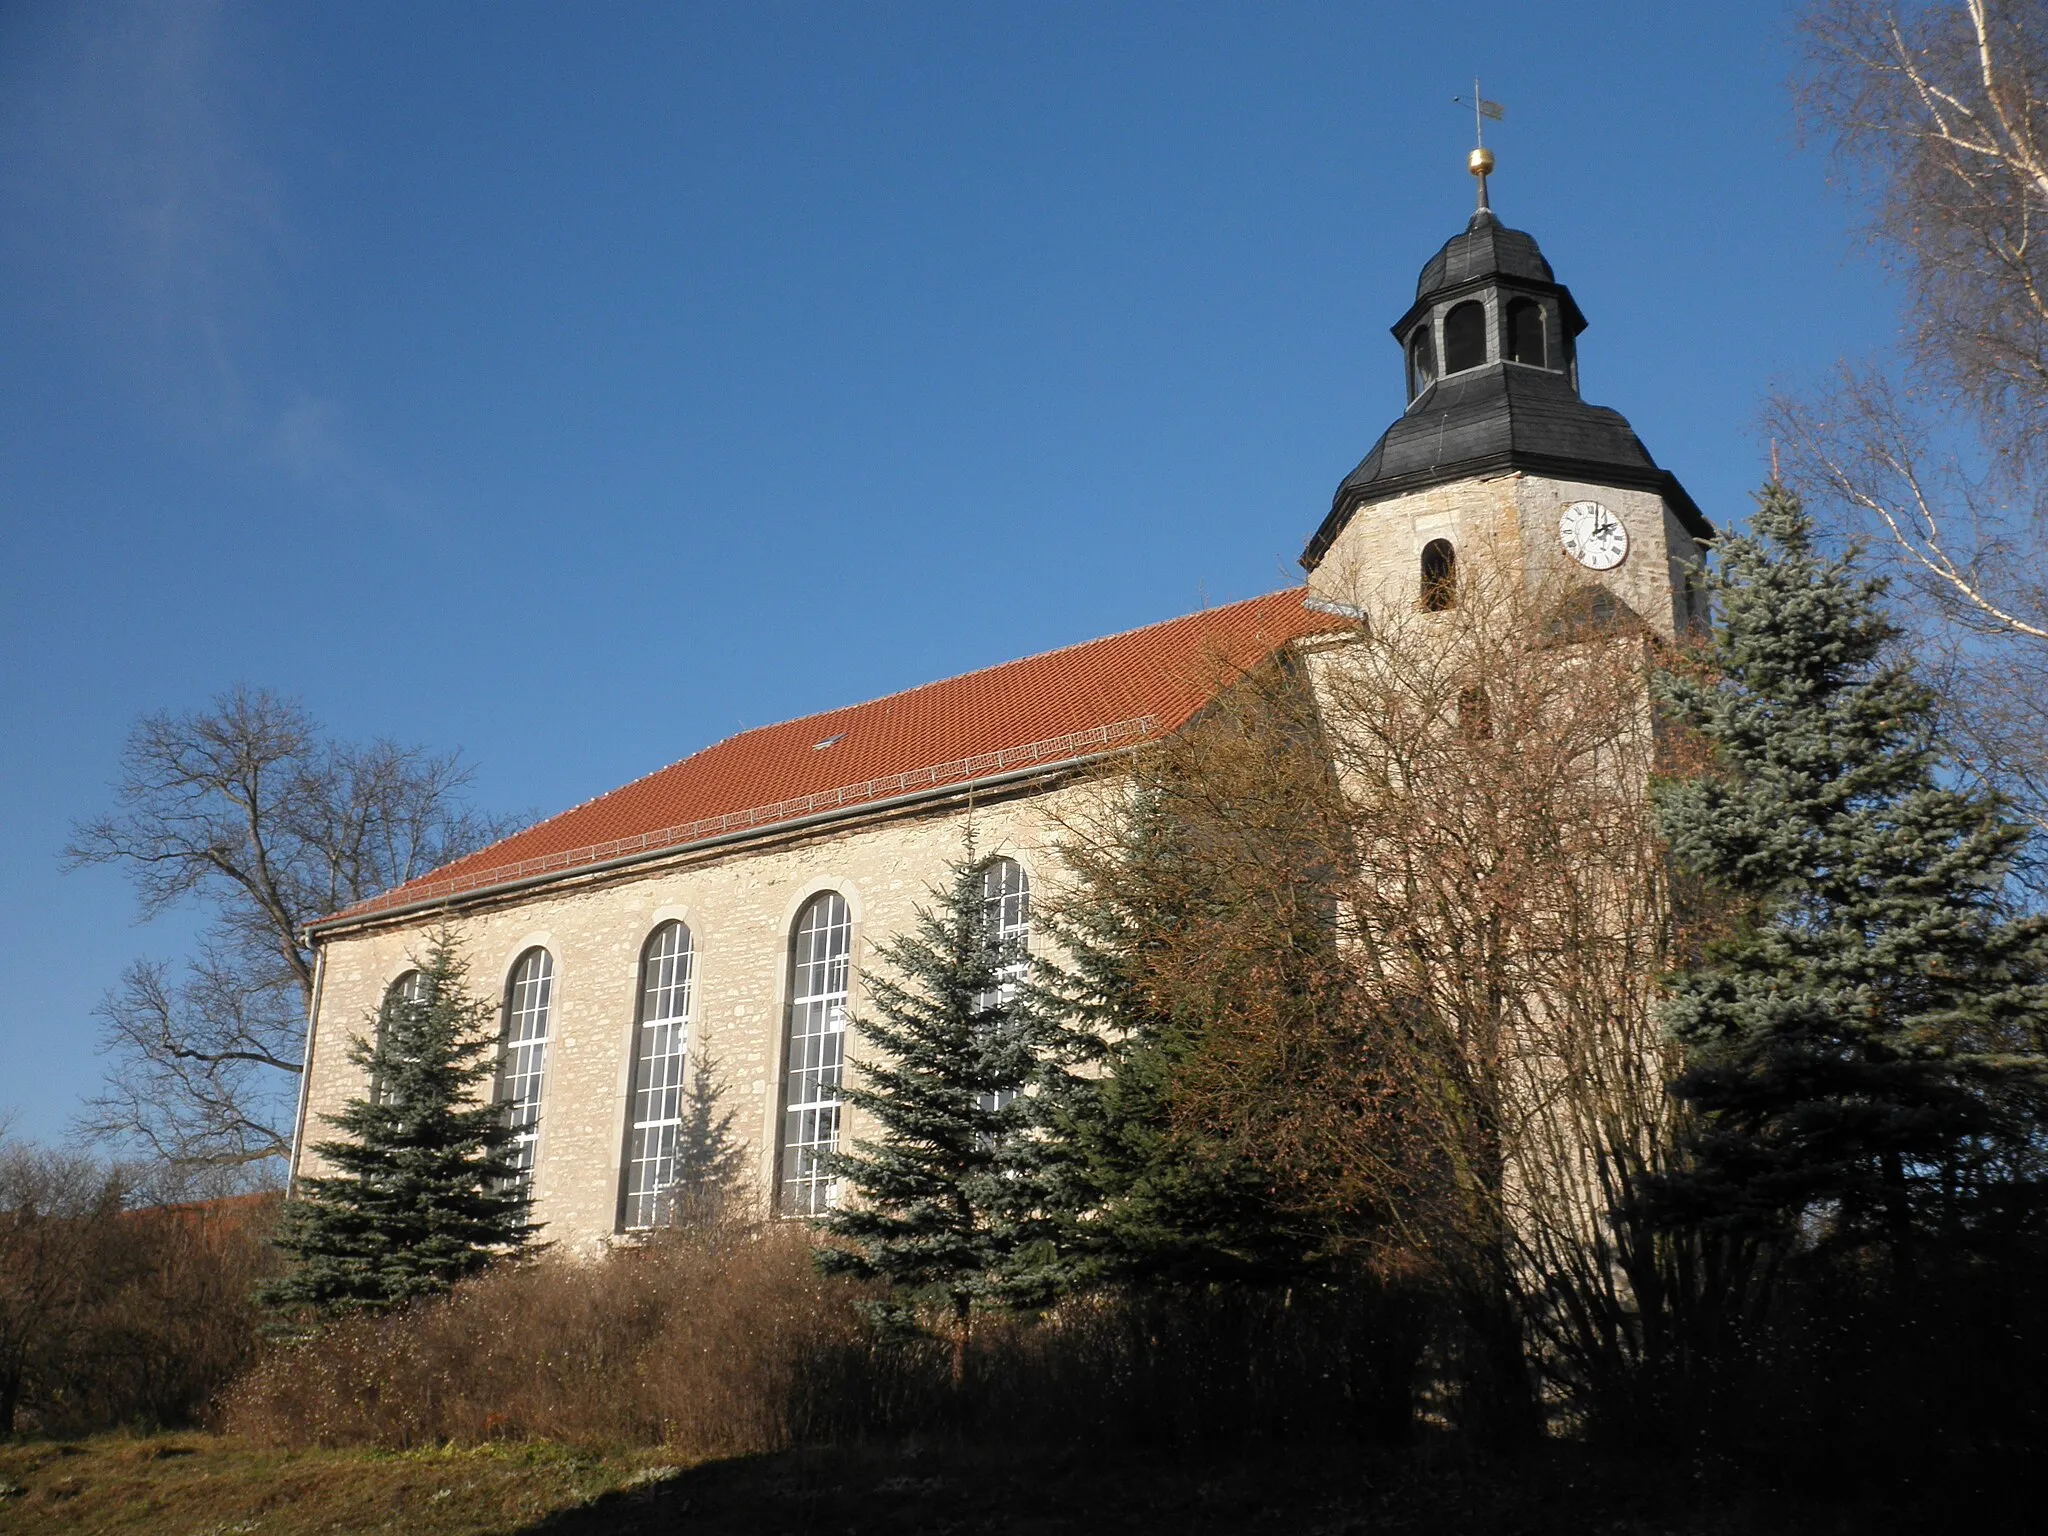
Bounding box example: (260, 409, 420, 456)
(811, 733, 845, 751)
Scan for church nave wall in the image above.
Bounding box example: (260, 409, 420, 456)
(294, 781, 1089, 1251)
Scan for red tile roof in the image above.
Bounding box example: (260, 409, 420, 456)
(319, 589, 1338, 928)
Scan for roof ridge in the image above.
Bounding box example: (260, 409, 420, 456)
(412, 587, 1312, 885)
(352, 585, 1310, 901)
(333, 713, 1167, 920)
(699, 585, 1309, 744)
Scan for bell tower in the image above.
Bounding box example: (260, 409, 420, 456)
(1302, 156, 1712, 632)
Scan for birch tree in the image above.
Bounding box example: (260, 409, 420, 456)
(1778, 0, 2048, 840)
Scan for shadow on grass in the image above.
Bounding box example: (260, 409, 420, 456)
(517, 1440, 1935, 1536)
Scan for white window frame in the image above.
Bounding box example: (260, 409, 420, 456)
(977, 858, 1031, 1115)
(496, 947, 555, 1191)
(620, 921, 695, 1230)
(778, 892, 851, 1216)
(371, 969, 429, 1106)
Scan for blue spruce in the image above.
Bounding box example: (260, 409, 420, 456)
(263, 929, 539, 1317)
(819, 852, 1063, 1347)
(1652, 482, 2048, 1254)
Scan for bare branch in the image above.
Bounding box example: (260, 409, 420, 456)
(63, 688, 518, 1171)
(1052, 567, 1729, 1399)
(1787, 2, 2048, 854)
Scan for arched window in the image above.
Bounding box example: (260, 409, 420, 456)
(977, 858, 1031, 1115)
(1505, 297, 1546, 367)
(496, 948, 555, 1190)
(1421, 539, 1457, 611)
(371, 969, 429, 1105)
(620, 921, 695, 1230)
(779, 892, 851, 1216)
(1458, 683, 1492, 739)
(1443, 300, 1487, 373)
(1406, 326, 1437, 399)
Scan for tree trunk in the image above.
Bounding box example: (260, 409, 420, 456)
(1461, 1248, 1542, 1448)
(0, 1359, 21, 1437)
(950, 1294, 971, 1391)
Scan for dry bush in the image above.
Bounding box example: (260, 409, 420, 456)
(81, 1191, 278, 1431)
(1, 1140, 276, 1436)
(0, 1143, 124, 1434)
(225, 1221, 868, 1452)
(875, 1280, 1429, 1450)
(226, 1216, 1430, 1455)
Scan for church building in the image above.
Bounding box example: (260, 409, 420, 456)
(291, 171, 1712, 1249)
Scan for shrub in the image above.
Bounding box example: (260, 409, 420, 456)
(0, 1139, 276, 1436)
(1671, 1248, 2048, 1488)
(225, 1221, 1430, 1455)
(84, 1191, 279, 1431)
(226, 1221, 864, 1453)
(822, 1276, 1431, 1451)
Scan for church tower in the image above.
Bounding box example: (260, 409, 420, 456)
(1301, 157, 1712, 631)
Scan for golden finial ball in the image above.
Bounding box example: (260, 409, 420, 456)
(1468, 146, 1495, 177)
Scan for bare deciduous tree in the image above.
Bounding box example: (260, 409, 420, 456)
(1053, 566, 1752, 1436)
(0, 1139, 126, 1434)
(0, 1134, 277, 1435)
(65, 688, 518, 1172)
(1311, 571, 1767, 1433)
(1777, 0, 2048, 837)
(1048, 653, 1467, 1276)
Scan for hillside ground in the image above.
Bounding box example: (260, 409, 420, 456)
(0, 1434, 1998, 1536)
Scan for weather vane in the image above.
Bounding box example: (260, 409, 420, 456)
(1452, 79, 1504, 212)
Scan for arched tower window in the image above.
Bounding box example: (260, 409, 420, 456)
(1406, 326, 1437, 400)
(496, 948, 555, 1190)
(779, 891, 851, 1216)
(1421, 539, 1457, 611)
(1443, 301, 1487, 374)
(371, 969, 429, 1105)
(977, 858, 1031, 1115)
(1505, 297, 1546, 367)
(620, 921, 695, 1230)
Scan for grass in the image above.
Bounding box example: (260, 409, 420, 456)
(524, 1442, 1951, 1536)
(0, 1435, 672, 1536)
(0, 1433, 1970, 1536)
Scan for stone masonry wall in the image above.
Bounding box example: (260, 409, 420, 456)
(1304, 470, 1707, 634)
(295, 778, 1101, 1252)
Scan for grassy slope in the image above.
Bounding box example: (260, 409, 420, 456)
(2, 1436, 1963, 1536)
(0, 1437, 668, 1536)
(528, 1443, 1931, 1536)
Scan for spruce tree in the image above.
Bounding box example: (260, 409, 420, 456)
(1034, 787, 1346, 1286)
(1651, 482, 2048, 1253)
(657, 1047, 750, 1229)
(263, 929, 538, 1317)
(819, 852, 1059, 1343)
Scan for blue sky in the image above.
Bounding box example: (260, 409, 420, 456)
(0, 1, 1893, 1144)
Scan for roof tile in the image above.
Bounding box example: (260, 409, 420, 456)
(327, 589, 1336, 924)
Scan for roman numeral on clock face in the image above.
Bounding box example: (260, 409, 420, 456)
(1560, 500, 1627, 570)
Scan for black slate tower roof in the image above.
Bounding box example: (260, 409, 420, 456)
(1411, 214, 1555, 295)
(1301, 206, 1709, 571)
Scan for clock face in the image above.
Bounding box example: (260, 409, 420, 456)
(1560, 500, 1627, 570)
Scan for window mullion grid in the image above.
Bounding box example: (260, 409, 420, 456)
(623, 923, 694, 1230)
(780, 895, 850, 1216)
